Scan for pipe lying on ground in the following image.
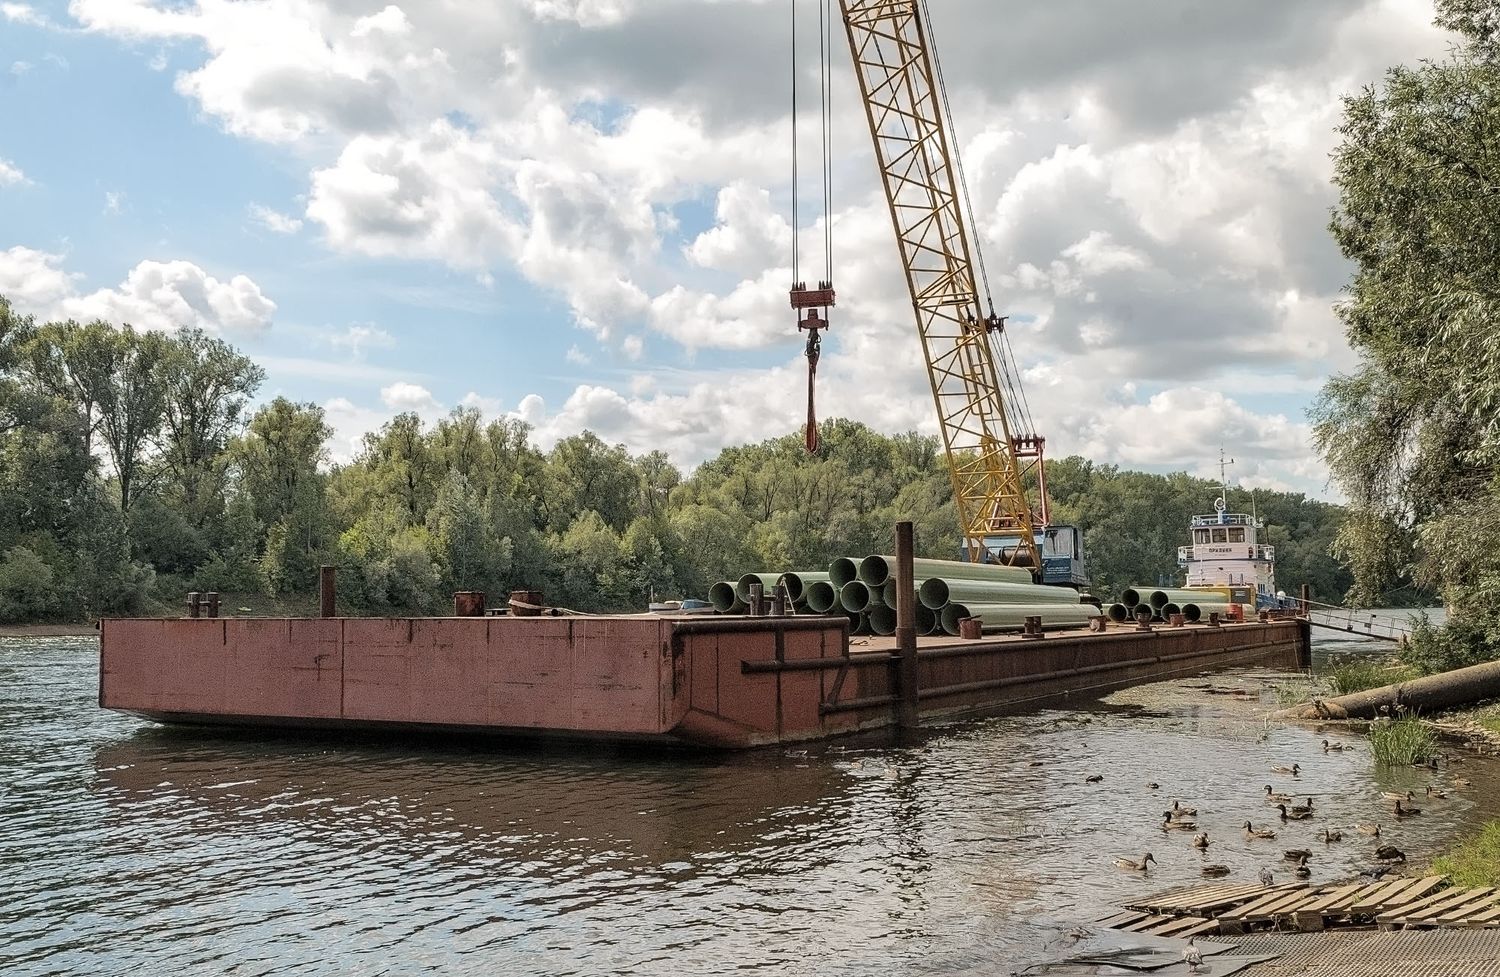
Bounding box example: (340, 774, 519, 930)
(710, 581, 747, 614)
(918, 578, 1079, 610)
(805, 581, 839, 613)
(1107, 603, 1130, 623)
(858, 555, 1032, 588)
(736, 573, 781, 603)
(777, 571, 830, 603)
(1161, 602, 1181, 619)
(848, 610, 869, 637)
(840, 581, 875, 613)
(829, 557, 861, 589)
(1183, 601, 1231, 623)
(1122, 588, 1145, 607)
(939, 601, 1097, 636)
(1277, 658, 1500, 720)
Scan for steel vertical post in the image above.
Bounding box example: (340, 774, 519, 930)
(319, 565, 337, 619)
(895, 520, 919, 728)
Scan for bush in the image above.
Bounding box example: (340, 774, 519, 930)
(1403, 611, 1498, 675)
(1369, 717, 1437, 766)
(0, 545, 59, 622)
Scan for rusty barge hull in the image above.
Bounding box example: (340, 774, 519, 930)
(98, 616, 1309, 749)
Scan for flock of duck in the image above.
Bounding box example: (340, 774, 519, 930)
(1110, 738, 1470, 884)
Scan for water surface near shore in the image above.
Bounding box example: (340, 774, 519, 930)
(1, 632, 1491, 976)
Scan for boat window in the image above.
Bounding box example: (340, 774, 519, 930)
(1212, 528, 1228, 543)
(1229, 527, 1245, 543)
(1194, 529, 1210, 544)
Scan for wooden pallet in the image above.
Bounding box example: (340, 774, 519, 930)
(1095, 909, 1218, 939)
(1127, 882, 1281, 916)
(1378, 885, 1500, 929)
(1291, 877, 1445, 931)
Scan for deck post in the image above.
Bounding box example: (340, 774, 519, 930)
(895, 520, 919, 729)
(319, 565, 337, 618)
(1300, 583, 1310, 615)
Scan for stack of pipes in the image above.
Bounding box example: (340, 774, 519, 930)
(707, 555, 1097, 636)
(1106, 586, 1233, 624)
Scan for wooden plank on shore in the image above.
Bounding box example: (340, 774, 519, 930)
(1096, 910, 1148, 928)
(1461, 903, 1500, 927)
(1177, 918, 1222, 939)
(1120, 914, 1175, 933)
(1219, 885, 1312, 922)
(1151, 916, 1214, 937)
(1434, 890, 1500, 925)
(1295, 883, 1363, 914)
(1376, 886, 1492, 928)
(1349, 876, 1444, 913)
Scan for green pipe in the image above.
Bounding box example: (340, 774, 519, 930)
(1107, 603, 1130, 623)
(868, 604, 896, 636)
(777, 571, 830, 602)
(1183, 601, 1232, 623)
(917, 604, 939, 636)
(806, 581, 839, 613)
(829, 557, 860, 589)
(1122, 588, 1144, 607)
(940, 601, 1096, 635)
(710, 581, 746, 614)
(1149, 588, 1208, 609)
(919, 578, 1080, 610)
(736, 572, 782, 603)
(840, 581, 875, 613)
(850, 610, 870, 637)
(1161, 602, 1182, 619)
(858, 555, 1033, 588)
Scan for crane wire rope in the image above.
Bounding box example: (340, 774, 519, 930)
(918, 0, 1038, 440)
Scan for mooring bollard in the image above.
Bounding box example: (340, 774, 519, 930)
(1134, 606, 1153, 632)
(205, 592, 220, 618)
(1169, 612, 1185, 628)
(319, 565, 337, 619)
(453, 591, 485, 617)
(1021, 615, 1044, 640)
(186, 592, 201, 619)
(1208, 612, 1222, 628)
(748, 581, 764, 617)
(958, 616, 982, 640)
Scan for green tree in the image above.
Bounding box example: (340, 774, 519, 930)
(232, 398, 333, 593)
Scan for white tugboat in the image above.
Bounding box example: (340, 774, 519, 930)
(1177, 453, 1286, 611)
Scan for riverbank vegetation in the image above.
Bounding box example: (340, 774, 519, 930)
(0, 297, 1357, 623)
(1368, 717, 1438, 766)
(1432, 822, 1500, 888)
(1316, 0, 1500, 670)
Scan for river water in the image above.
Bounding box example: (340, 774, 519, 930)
(2, 620, 1491, 976)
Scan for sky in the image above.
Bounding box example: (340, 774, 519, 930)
(0, 0, 1459, 497)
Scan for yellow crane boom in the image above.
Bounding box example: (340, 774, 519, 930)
(838, 0, 1039, 567)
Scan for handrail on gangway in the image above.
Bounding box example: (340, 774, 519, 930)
(1294, 596, 1417, 643)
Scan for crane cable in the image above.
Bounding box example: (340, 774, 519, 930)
(918, 0, 1038, 442)
(792, 0, 836, 454)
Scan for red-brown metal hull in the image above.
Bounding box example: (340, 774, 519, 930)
(99, 615, 1308, 749)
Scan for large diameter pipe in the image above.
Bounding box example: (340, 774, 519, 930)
(829, 557, 861, 589)
(1161, 602, 1182, 620)
(918, 578, 1080, 610)
(869, 604, 897, 636)
(710, 581, 747, 614)
(777, 571, 830, 603)
(1107, 602, 1130, 623)
(805, 581, 839, 613)
(917, 604, 939, 636)
(1277, 658, 1500, 720)
(736, 573, 782, 603)
(850, 610, 870, 636)
(840, 581, 875, 613)
(1149, 588, 1212, 609)
(1121, 588, 1145, 607)
(858, 555, 1033, 588)
(940, 601, 1096, 636)
(1183, 601, 1231, 623)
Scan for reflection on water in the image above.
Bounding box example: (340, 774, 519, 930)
(3, 634, 1497, 976)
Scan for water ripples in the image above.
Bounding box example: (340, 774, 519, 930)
(3, 636, 1498, 975)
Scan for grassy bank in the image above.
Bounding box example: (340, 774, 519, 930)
(1432, 822, 1500, 887)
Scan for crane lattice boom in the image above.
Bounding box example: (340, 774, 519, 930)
(838, 0, 1038, 567)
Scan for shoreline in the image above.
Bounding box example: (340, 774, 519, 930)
(0, 623, 99, 638)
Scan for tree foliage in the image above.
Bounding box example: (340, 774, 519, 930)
(1315, 0, 1500, 646)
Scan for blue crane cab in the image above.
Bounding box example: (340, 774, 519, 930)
(966, 524, 1090, 589)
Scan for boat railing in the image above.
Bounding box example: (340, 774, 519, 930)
(1297, 597, 1418, 642)
(1177, 545, 1275, 564)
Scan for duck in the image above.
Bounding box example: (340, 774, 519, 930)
(1147, 782, 1160, 790)
(1320, 829, 1343, 843)
(1086, 774, 1104, 783)
(1283, 848, 1313, 862)
(1293, 854, 1312, 878)
(1375, 845, 1407, 862)
(1172, 800, 1199, 818)
(1192, 832, 1210, 850)
(1395, 799, 1422, 817)
(1426, 786, 1449, 799)
(1162, 811, 1199, 831)
(1243, 821, 1277, 840)
(1201, 864, 1231, 878)
(1271, 763, 1301, 775)
(1381, 790, 1415, 802)
(1259, 867, 1274, 887)
(1456, 778, 1473, 788)
(1322, 739, 1348, 752)
(1265, 785, 1295, 804)
(1277, 804, 1312, 822)
(1287, 798, 1314, 816)
(1355, 823, 1382, 837)
(1114, 852, 1156, 871)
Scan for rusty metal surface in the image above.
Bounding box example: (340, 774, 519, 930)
(1235, 928, 1500, 976)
